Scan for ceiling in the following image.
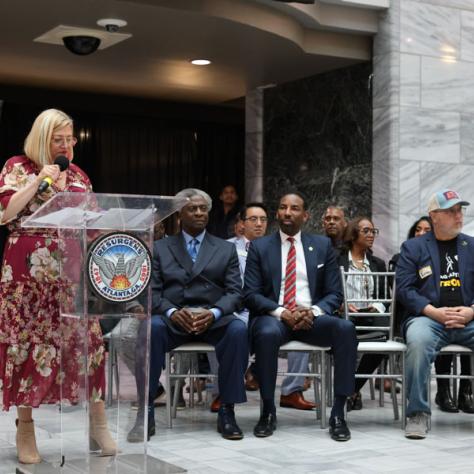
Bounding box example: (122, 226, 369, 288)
(0, 0, 387, 105)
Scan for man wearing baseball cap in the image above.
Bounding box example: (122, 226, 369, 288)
(396, 189, 474, 439)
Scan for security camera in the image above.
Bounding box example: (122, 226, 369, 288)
(62, 35, 101, 55)
(97, 18, 127, 33)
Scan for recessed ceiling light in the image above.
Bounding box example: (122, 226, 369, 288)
(191, 59, 211, 66)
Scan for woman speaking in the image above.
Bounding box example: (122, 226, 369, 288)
(0, 109, 116, 464)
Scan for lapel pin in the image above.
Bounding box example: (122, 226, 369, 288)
(308, 246, 313, 251)
(462, 240, 468, 246)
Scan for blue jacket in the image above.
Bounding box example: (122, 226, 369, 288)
(396, 231, 474, 317)
(243, 232, 342, 319)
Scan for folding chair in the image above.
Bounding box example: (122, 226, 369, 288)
(340, 268, 407, 428)
(164, 343, 217, 428)
(278, 341, 330, 428)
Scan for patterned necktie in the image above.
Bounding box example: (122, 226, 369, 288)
(283, 237, 296, 310)
(245, 241, 250, 252)
(188, 238, 198, 262)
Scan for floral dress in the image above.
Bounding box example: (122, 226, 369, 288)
(0, 155, 105, 410)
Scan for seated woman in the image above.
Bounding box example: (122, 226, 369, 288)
(338, 217, 387, 411)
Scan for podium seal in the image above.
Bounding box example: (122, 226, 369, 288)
(87, 232, 152, 303)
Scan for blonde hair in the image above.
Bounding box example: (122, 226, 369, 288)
(24, 109, 73, 166)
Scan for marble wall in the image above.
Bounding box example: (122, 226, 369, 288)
(262, 63, 373, 233)
(373, 0, 474, 261)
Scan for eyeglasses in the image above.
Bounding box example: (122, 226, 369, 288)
(359, 227, 379, 236)
(51, 136, 77, 147)
(244, 216, 268, 223)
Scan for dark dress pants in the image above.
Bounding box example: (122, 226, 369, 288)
(136, 315, 248, 406)
(251, 315, 357, 401)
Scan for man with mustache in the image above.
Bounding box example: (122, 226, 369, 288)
(397, 189, 474, 439)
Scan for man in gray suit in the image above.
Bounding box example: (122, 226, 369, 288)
(128, 188, 248, 442)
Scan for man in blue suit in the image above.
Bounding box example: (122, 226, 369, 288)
(397, 189, 474, 439)
(128, 188, 248, 442)
(244, 192, 357, 441)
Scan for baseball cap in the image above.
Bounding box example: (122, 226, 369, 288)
(427, 189, 470, 212)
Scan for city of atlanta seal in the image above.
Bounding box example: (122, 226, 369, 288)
(87, 232, 152, 302)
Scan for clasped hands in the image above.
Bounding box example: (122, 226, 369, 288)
(281, 306, 314, 331)
(171, 308, 215, 334)
(437, 306, 474, 329)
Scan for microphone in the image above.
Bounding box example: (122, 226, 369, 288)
(38, 155, 70, 193)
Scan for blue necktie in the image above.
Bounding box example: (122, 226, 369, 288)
(188, 238, 198, 262)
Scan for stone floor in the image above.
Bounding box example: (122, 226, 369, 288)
(2, 367, 474, 473)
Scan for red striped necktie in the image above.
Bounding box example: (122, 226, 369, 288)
(283, 236, 296, 310)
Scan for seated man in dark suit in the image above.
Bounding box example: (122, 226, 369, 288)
(244, 192, 358, 441)
(397, 189, 474, 439)
(128, 188, 248, 441)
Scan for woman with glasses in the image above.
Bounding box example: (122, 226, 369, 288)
(0, 109, 116, 464)
(338, 217, 387, 411)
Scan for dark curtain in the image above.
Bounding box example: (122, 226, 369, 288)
(0, 101, 244, 198)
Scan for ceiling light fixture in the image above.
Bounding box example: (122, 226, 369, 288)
(191, 59, 211, 66)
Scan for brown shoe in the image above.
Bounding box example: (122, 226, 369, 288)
(280, 391, 316, 410)
(375, 379, 400, 394)
(245, 369, 259, 391)
(210, 396, 221, 413)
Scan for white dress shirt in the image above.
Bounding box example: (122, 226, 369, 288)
(270, 230, 323, 320)
(347, 250, 385, 314)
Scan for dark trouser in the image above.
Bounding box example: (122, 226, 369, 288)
(136, 316, 248, 407)
(435, 354, 471, 389)
(354, 354, 386, 393)
(251, 315, 358, 401)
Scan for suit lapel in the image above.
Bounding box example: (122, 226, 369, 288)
(269, 233, 282, 298)
(426, 234, 440, 299)
(168, 234, 193, 274)
(302, 234, 316, 295)
(191, 233, 215, 277)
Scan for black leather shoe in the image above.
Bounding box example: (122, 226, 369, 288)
(127, 410, 155, 443)
(217, 406, 243, 440)
(346, 392, 362, 412)
(253, 412, 277, 438)
(329, 416, 351, 441)
(458, 386, 474, 413)
(435, 387, 459, 413)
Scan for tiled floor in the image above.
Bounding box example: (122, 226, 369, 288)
(2, 371, 474, 473)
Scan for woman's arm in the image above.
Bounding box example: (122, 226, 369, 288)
(1, 164, 59, 223)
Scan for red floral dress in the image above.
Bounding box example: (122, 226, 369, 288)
(0, 155, 105, 410)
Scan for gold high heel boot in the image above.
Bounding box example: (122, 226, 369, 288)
(89, 401, 117, 456)
(16, 419, 42, 464)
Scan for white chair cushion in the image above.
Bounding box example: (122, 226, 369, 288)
(280, 341, 330, 351)
(172, 342, 215, 352)
(439, 344, 473, 354)
(358, 341, 407, 352)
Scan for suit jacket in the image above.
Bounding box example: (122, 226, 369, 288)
(244, 232, 342, 319)
(396, 231, 474, 318)
(152, 232, 243, 334)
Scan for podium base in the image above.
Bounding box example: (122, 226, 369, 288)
(15, 454, 186, 474)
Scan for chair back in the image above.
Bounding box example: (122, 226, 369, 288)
(340, 267, 397, 340)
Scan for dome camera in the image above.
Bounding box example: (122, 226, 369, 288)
(62, 35, 101, 55)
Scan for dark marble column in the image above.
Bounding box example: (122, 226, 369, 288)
(263, 63, 373, 233)
(245, 88, 264, 202)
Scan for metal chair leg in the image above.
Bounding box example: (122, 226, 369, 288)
(401, 353, 406, 430)
(320, 351, 327, 429)
(165, 352, 172, 428)
(389, 355, 399, 420)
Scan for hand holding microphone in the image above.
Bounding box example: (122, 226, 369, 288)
(38, 156, 70, 193)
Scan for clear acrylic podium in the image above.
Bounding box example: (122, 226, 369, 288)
(19, 192, 188, 474)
